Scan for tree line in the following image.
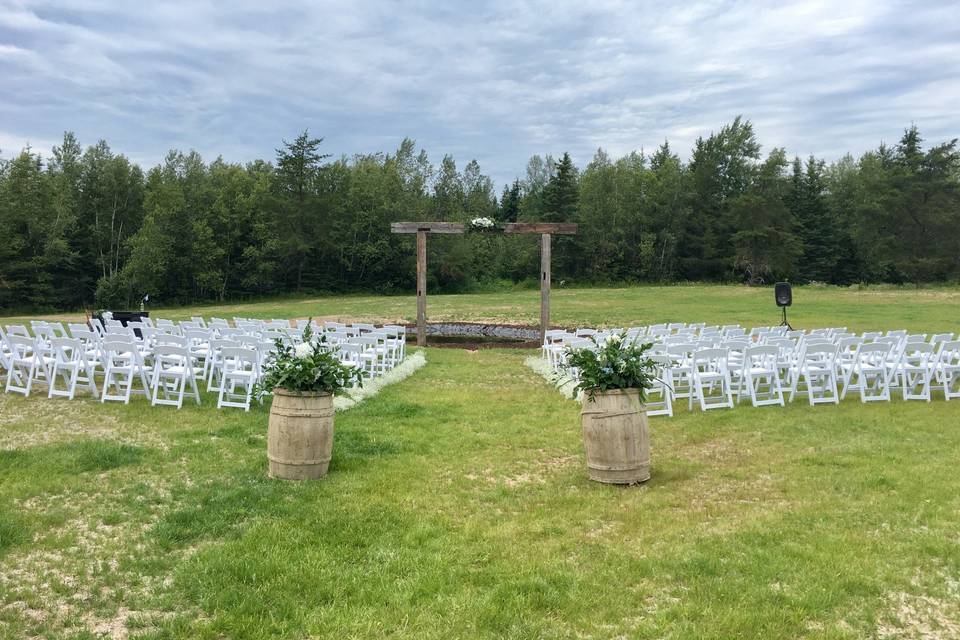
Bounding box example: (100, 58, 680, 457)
(0, 118, 957, 311)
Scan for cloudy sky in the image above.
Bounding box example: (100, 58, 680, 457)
(1, 0, 958, 186)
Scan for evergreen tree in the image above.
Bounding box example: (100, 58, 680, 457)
(542, 152, 579, 222)
(789, 155, 838, 282)
(274, 130, 330, 290)
(498, 180, 521, 222)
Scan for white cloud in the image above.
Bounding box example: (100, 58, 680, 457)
(0, 0, 957, 185)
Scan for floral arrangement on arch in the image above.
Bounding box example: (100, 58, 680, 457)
(468, 217, 498, 231)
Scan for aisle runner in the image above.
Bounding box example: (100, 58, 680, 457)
(334, 351, 427, 411)
(524, 355, 582, 403)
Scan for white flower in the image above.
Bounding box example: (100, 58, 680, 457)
(470, 217, 496, 229)
(294, 342, 314, 358)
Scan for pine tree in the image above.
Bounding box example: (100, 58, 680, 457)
(542, 152, 578, 222)
(498, 180, 521, 222)
(789, 155, 839, 282)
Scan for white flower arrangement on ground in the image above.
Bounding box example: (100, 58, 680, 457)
(333, 351, 428, 412)
(524, 355, 582, 403)
(469, 217, 497, 230)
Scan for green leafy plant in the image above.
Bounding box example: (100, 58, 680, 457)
(562, 333, 657, 402)
(255, 322, 362, 395)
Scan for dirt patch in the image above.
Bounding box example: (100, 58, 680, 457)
(876, 569, 960, 639)
(0, 394, 168, 451)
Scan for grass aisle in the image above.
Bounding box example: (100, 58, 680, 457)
(1, 348, 959, 638)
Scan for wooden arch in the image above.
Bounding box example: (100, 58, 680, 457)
(390, 222, 578, 346)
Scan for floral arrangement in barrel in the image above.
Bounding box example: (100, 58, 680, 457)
(562, 333, 658, 402)
(256, 322, 362, 395)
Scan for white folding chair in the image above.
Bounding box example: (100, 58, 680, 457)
(666, 343, 697, 410)
(898, 342, 935, 402)
(691, 348, 734, 411)
(4, 336, 52, 396)
(740, 345, 785, 407)
(150, 345, 201, 409)
(47, 337, 98, 400)
(101, 340, 151, 404)
(789, 344, 840, 406)
(645, 355, 674, 417)
(841, 343, 892, 403)
(936, 341, 960, 401)
(217, 347, 259, 411)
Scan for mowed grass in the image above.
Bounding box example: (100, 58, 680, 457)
(1, 286, 959, 638)
(7, 283, 960, 334)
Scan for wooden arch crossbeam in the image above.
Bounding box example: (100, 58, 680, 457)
(390, 222, 578, 346)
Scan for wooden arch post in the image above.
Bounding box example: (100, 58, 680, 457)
(391, 222, 578, 346)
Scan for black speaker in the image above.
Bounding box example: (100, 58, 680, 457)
(775, 282, 792, 307)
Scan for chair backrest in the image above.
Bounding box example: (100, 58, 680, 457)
(383, 325, 406, 338)
(220, 346, 258, 372)
(50, 337, 81, 363)
(102, 339, 141, 366)
(89, 317, 106, 336)
(938, 341, 960, 366)
(930, 333, 954, 346)
(693, 348, 729, 371)
(666, 343, 696, 359)
(854, 343, 891, 365)
(262, 330, 288, 344)
(338, 343, 363, 362)
(33, 323, 56, 343)
(155, 334, 188, 348)
(184, 329, 211, 345)
(901, 342, 935, 363)
(802, 344, 838, 366)
(5, 324, 30, 338)
(745, 345, 779, 365)
(105, 326, 135, 339)
(6, 335, 36, 359)
(67, 322, 90, 336)
(153, 344, 191, 369)
(357, 335, 381, 348)
(764, 337, 795, 355)
(71, 328, 99, 348)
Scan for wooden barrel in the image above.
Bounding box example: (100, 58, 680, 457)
(267, 389, 334, 480)
(580, 388, 650, 484)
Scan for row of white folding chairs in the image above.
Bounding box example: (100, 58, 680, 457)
(55, 317, 405, 379)
(1, 332, 260, 411)
(542, 328, 959, 417)
(3, 320, 408, 409)
(648, 334, 959, 408)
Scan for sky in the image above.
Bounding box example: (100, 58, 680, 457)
(1, 0, 958, 188)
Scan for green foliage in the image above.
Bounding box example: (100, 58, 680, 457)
(563, 334, 657, 401)
(2, 120, 960, 313)
(255, 323, 362, 395)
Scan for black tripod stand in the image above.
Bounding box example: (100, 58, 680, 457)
(779, 306, 793, 331)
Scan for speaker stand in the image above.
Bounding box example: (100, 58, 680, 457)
(779, 307, 793, 331)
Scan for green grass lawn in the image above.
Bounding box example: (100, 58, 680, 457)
(2, 286, 960, 638)
(6, 283, 960, 334)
